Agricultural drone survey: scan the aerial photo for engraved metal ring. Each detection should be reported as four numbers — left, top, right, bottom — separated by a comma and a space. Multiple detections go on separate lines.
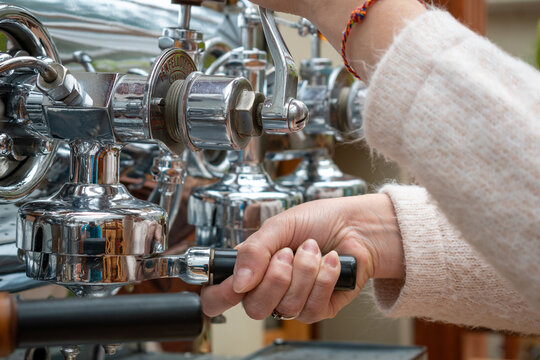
271, 309, 296, 321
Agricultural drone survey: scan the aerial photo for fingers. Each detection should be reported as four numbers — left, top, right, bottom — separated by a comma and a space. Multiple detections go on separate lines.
296, 251, 341, 323
232, 215, 296, 294
201, 276, 244, 317
232, 199, 347, 295
242, 248, 294, 320
274, 239, 321, 318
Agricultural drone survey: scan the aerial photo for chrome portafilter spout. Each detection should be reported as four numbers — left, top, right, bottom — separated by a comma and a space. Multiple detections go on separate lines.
17, 139, 168, 298
277, 135, 367, 201
188, 144, 303, 248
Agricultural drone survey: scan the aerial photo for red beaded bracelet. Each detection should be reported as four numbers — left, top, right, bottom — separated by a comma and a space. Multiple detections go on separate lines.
341, 0, 426, 80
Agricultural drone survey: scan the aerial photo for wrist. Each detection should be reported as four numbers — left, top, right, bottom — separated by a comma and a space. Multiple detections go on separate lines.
344, 194, 405, 280
344, 0, 426, 80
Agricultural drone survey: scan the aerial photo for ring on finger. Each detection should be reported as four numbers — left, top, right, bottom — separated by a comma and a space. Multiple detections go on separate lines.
271, 309, 296, 321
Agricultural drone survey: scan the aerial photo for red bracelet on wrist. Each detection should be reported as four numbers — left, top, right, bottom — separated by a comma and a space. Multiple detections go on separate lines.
341, 0, 426, 81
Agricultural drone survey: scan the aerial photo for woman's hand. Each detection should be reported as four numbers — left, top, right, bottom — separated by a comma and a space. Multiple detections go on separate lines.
201, 193, 404, 324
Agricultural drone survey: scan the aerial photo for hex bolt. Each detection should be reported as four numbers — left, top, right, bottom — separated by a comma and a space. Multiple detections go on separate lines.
103, 344, 121, 356
60, 345, 80, 360
0, 133, 13, 157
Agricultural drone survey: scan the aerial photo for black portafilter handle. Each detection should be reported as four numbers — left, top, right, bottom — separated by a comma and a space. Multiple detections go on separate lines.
16, 292, 203, 348
211, 249, 357, 291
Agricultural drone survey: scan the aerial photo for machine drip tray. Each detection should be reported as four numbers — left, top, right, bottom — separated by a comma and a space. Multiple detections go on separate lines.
7, 341, 426, 360
243, 341, 427, 360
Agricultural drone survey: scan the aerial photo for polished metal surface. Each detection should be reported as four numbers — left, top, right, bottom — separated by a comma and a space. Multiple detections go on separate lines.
113, 48, 197, 154
140, 247, 211, 284
258, 7, 308, 134
14, 0, 241, 62
225, 49, 266, 93
0, 56, 58, 83
300, 58, 332, 86
17, 140, 168, 293
36, 62, 93, 106
0, 243, 22, 274
188, 162, 302, 248
71, 51, 96, 73
328, 67, 367, 139
342, 79, 368, 139
41, 72, 119, 141
297, 81, 332, 135
268, 22, 367, 202
158, 3, 204, 62
277, 148, 366, 201
0, 4, 60, 60
146, 48, 197, 154
200, 38, 233, 72
169, 71, 264, 151
0, 272, 45, 293
245, 340, 427, 360
0, 204, 17, 245
222, 6, 267, 92
159, 28, 204, 62
151, 153, 185, 229
0, 4, 60, 201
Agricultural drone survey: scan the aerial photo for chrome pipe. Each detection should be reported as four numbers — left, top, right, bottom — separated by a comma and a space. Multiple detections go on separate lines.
178, 4, 191, 29
69, 141, 121, 185
0, 56, 58, 82
204, 49, 236, 75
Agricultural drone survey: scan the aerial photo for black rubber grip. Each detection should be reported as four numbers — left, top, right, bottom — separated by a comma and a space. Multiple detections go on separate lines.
211, 249, 239, 285
16, 293, 203, 347
211, 249, 357, 291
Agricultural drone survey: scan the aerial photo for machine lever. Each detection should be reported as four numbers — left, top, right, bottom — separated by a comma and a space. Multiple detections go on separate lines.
258, 7, 309, 133
141, 247, 357, 291
211, 248, 357, 291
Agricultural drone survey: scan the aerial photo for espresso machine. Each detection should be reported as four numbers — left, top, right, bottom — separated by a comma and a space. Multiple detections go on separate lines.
0, 2, 426, 359
0, 0, 305, 355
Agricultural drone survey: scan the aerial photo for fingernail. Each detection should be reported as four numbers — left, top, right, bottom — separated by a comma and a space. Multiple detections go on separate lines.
302, 239, 319, 255
233, 268, 253, 293
324, 251, 339, 268
277, 249, 293, 264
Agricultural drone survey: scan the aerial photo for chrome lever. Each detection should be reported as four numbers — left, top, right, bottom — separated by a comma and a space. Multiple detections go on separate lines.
258, 7, 309, 134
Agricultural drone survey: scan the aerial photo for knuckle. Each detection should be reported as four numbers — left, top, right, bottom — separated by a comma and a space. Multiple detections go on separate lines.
277, 300, 302, 317
240, 241, 260, 255
243, 300, 270, 320
295, 256, 320, 275
316, 273, 337, 289
266, 268, 292, 287
297, 307, 323, 324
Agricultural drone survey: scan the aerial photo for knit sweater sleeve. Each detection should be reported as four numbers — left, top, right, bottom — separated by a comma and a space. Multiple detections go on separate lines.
363, 10, 540, 313
373, 185, 540, 334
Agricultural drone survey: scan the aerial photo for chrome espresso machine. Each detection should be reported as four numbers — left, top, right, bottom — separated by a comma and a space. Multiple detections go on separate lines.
0, 1, 426, 359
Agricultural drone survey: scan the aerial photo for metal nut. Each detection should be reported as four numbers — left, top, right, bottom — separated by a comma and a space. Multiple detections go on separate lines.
232, 90, 265, 138
36, 63, 92, 106
0, 133, 13, 156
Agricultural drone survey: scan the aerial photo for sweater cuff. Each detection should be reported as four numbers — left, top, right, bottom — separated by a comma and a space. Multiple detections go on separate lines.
363, 10, 473, 164
373, 184, 451, 317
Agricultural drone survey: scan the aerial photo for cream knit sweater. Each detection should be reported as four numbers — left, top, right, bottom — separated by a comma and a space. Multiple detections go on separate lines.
363, 10, 540, 334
